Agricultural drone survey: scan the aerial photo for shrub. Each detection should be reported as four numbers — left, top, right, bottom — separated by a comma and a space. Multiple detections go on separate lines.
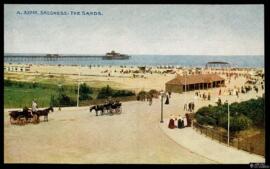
49, 95, 58, 107
195, 97, 264, 131
30, 82, 38, 88
137, 90, 147, 100
4, 79, 12, 86
230, 114, 252, 132
148, 89, 159, 98
97, 85, 135, 99
58, 94, 76, 106
53, 85, 77, 107
112, 90, 135, 97
195, 113, 217, 126
77, 83, 93, 100
18, 82, 24, 88
97, 85, 113, 99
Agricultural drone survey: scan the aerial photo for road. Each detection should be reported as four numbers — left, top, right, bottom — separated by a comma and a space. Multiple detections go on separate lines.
4, 99, 215, 164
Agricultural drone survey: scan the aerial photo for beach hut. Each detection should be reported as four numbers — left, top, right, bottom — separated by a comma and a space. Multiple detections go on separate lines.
165, 74, 225, 93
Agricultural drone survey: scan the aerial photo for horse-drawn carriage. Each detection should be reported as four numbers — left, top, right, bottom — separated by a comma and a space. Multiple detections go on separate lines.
90, 100, 122, 116
9, 106, 54, 125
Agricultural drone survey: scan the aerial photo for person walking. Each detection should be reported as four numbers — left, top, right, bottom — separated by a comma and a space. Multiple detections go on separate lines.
192, 102, 195, 112
149, 96, 152, 106
165, 94, 169, 105
184, 103, 187, 111
188, 102, 191, 112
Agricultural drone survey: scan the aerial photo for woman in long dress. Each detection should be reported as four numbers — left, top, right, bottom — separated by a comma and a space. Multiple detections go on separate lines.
183, 117, 188, 127
174, 117, 178, 128
165, 95, 169, 104
178, 115, 183, 128
168, 115, 175, 129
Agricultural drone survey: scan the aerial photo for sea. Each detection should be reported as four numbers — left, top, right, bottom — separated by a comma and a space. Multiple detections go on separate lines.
4, 54, 264, 68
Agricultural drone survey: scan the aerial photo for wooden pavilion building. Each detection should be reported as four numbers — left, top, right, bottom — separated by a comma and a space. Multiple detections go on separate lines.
165, 74, 225, 93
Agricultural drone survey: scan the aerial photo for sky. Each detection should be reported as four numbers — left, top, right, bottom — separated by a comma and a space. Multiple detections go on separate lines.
4, 4, 264, 55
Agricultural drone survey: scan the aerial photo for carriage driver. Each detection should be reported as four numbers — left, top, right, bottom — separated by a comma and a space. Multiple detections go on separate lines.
32, 100, 38, 115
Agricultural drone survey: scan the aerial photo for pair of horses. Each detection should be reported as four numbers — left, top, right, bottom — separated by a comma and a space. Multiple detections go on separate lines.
90, 101, 122, 116
9, 106, 54, 124
33, 106, 54, 122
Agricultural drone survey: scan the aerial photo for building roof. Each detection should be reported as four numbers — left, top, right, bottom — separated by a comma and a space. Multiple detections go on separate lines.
166, 74, 225, 85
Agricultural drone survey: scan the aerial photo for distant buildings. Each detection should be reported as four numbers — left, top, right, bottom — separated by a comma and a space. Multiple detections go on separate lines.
165, 74, 225, 93
4, 65, 31, 72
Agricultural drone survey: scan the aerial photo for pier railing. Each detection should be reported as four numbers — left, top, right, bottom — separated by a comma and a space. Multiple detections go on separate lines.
192, 121, 265, 157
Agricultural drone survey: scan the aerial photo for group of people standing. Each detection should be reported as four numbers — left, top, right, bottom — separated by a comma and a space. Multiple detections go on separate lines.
195, 91, 211, 101
168, 113, 192, 129
184, 102, 195, 112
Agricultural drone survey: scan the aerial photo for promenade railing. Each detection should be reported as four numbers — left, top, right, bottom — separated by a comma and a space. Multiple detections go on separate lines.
192, 121, 265, 157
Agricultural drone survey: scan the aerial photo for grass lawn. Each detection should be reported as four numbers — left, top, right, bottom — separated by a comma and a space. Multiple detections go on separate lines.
4, 77, 135, 108
4, 86, 58, 108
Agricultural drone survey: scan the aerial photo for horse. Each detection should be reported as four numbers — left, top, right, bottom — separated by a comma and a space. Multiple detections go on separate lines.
33, 106, 54, 122
90, 105, 105, 116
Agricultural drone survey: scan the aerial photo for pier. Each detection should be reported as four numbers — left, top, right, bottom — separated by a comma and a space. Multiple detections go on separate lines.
4, 54, 102, 62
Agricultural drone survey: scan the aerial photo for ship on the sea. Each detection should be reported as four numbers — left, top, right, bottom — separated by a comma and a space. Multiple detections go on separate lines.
102, 50, 131, 60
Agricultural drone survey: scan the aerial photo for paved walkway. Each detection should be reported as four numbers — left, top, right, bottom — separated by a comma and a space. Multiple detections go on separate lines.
159, 119, 265, 164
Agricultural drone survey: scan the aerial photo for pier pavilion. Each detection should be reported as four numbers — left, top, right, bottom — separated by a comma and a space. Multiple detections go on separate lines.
205, 61, 231, 69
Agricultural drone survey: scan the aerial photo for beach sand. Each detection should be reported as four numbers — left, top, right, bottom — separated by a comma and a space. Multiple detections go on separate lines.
4, 64, 263, 92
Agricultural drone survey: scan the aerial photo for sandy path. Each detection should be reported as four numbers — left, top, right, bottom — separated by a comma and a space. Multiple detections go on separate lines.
4, 98, 217, 164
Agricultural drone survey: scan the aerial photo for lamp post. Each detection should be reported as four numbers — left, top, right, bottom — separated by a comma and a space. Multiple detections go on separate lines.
160, 91, 166, 123
77, 80, 80, 107
58, 84, 62, 111
77, 66, 81, 107
226, 100, 230, 146
184, 71, 188, 112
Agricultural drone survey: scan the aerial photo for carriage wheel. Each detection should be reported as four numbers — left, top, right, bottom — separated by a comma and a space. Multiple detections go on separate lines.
32, 115, 40, 124
18, 115, 26, 125
36, 116, 40, 124
10, 116, 15, 125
